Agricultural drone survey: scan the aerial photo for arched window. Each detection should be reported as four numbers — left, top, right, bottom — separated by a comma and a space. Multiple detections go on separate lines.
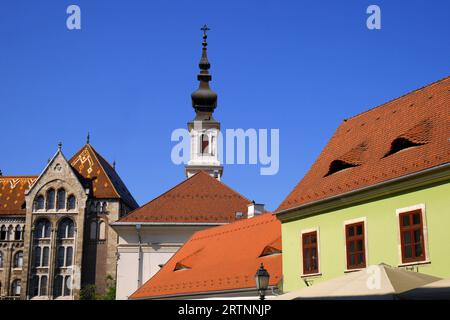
40, 276, 48, 296
35, 195, 45, 210
58, 218, 74, 239
201, 134, 209, 154
54, 275, 63, 297
102, 202, 107, 213
42, 247, 49, 267
7, 225, 13, 240
46, 188, 55, 209
0, 251, 3, 268
98, 221, 106, 240
57, 189, 66, 210
0, 225, 6, 240
67, 195, 76, 210
11, 279, 21, 296
34, 219, 51, 239
15, 225, 23, 240
34, 246, 41, 267
13, 251, 23, 268
66, 247, 73, 267
90, 221, 97, 240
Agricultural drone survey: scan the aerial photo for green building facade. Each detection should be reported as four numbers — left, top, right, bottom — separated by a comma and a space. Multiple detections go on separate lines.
276, 77, 450, 293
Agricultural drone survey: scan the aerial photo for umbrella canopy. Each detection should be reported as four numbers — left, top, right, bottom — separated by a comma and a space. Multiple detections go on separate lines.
398, 278, 450, 300
273, 264, 441, 300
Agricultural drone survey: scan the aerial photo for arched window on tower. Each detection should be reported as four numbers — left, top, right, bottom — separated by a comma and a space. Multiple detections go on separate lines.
67, 195, 76, 210
57, 189, 66, 210
201, 134, 209, 155
46, 188, 55, 210
98, 221, 106, 240
90, 221, 97, 240
35, 195, 45, 210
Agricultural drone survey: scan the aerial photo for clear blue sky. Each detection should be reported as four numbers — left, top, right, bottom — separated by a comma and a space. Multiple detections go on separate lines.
0, 0, 449, 210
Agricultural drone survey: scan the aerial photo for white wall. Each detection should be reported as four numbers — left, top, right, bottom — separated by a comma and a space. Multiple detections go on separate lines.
114, 224, 219, 300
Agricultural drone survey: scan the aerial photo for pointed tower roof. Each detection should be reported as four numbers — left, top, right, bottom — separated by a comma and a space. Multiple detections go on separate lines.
117, 171, 251, 223
69, 144, 139, 209
191, 24, 218, 112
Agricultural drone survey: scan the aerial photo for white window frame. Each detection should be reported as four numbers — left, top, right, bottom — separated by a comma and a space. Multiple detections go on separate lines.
300, 227, 322, 278
343, 217, 368, 273
396, 204, 430, 267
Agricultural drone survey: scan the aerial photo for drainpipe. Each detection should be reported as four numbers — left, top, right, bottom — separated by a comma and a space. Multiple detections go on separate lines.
135, 224, 143, 289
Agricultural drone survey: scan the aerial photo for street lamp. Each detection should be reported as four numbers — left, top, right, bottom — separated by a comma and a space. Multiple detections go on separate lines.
255, 263, 270, 300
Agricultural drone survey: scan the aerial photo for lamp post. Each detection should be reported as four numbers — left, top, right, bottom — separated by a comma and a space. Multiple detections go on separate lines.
255, 263, 270, 300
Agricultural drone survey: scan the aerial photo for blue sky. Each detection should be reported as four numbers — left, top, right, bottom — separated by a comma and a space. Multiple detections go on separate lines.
0, 0, 449, 210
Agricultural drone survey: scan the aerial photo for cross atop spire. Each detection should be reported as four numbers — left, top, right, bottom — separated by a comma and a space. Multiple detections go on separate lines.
201, 24, 210, 47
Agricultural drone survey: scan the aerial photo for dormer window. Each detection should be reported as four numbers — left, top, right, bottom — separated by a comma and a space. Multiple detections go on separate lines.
324, 160, 359, 177
383, 137, 423, 158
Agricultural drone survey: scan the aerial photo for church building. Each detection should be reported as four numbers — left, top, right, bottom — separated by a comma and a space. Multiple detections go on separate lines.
0, 141, 138, 300
112, 26, 266, 300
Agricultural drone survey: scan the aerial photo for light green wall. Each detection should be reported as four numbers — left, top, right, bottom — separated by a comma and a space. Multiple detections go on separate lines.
281, 180, 450, 292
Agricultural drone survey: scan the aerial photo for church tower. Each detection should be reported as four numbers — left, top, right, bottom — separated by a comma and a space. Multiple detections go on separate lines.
185, 25, 223, 180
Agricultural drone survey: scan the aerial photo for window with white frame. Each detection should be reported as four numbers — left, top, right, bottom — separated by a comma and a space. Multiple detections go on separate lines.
11, 279, 21, 296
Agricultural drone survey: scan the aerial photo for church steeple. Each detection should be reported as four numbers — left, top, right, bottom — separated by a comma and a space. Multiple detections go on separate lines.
191, 24, 218, 113
185, 25, 223, 180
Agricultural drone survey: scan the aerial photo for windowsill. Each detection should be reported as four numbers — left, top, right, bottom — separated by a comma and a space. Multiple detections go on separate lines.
344, 267, 366, 273
398, 260, 431, 268
12, 268, 23, 271
300, 272, 322, 278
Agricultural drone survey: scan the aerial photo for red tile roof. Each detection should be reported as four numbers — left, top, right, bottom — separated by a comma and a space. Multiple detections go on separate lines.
278, 76, 450, 212
69, 144, 138, 209
130, 213, 282, 299
118, 171, 252, 223
0, 176, 37, 215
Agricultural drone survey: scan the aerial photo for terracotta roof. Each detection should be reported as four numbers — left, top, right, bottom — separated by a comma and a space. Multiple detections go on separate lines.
0, 176, 37, 215
118, 171, 251, 223
278, 76, 450, 212
69, 144, 138, 209
130, 213, 282, 299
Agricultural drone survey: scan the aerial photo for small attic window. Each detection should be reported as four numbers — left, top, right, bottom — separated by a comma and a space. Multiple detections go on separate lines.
383, 137, 423, 158
259, 245, 282, 257
324, 160, 359, 177
173, 263, 191, 271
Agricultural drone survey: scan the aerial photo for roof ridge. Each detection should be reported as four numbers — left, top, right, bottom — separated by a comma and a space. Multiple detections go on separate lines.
345, 75, 450, 122
205, 171, 252, 203
191, 213, 275, 241
120, 172, 205, 219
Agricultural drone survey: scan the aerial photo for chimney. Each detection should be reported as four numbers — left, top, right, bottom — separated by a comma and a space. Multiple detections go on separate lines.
247, 201, 265, 218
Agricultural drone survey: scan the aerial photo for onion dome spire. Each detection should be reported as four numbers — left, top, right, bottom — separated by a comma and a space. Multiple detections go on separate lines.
191, 24, 218, 113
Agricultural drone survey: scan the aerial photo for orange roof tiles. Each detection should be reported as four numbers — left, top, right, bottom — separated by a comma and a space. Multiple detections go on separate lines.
118, 171, 252, 223
0, 176, 37, 215
130, 213, 282, 299
277, 76, 450, 212
70, 144, 138, 209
